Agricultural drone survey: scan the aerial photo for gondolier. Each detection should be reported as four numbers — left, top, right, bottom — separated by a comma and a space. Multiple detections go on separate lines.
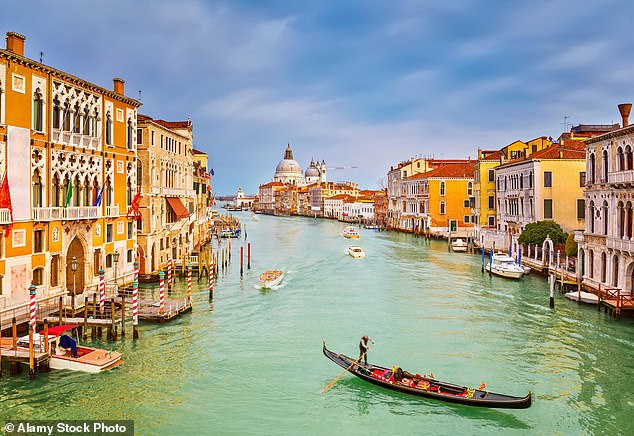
359, 335, 374, 364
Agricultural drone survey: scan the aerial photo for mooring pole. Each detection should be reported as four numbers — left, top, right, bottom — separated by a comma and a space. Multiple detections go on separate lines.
549, 274, 555, 309
240, 246, 244, 276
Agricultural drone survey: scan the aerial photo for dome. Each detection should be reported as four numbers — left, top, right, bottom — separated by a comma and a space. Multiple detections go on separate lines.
305, 166, 320, 177
276, 159, 302, 174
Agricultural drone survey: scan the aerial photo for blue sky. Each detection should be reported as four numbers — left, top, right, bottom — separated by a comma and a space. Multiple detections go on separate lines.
2, 0, 633, 195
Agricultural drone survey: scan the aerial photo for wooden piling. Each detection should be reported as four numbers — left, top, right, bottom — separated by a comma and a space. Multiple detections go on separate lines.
248, 243, 251, 269
28, 329, 35, 379
12, 317, 17, 350
83, 296, 88, 339
0, 318, 3, 378
110, 300, 117, 341
549, 275, 555, 309
121, 295, 126, 337
240, 246, 244, 276
58, 296, 63, 325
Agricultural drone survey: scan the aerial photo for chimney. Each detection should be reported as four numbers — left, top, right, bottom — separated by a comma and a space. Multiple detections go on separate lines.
618, 103, 632, 127
6, 32, 25, 56
113, 78, 125, 95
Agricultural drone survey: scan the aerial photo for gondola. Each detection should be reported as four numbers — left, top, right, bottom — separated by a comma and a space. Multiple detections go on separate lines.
323, 342, 531, 409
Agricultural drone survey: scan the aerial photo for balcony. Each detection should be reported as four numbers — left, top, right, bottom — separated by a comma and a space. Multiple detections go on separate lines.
62, 206, 99, 220
52, 128, 100, 150
32, 207, 62, 221
106, 205, 119, 217
0, 208, 11, 224
606, 236, 634, 253
608, 170, 634, 187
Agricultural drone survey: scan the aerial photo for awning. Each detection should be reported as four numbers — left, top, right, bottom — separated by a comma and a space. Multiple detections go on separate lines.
167, 197, 190, 219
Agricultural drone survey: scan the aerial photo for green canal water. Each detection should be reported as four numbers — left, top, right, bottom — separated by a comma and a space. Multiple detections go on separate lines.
2, 213, 634, 435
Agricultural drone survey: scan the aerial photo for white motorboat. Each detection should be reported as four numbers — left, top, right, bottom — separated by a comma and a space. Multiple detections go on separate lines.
347, 245, 365, 258
343, 226, 360, 239
259, 270, 284, 289
565, 291, 599, 305
451, 239, 468, 252
9, 325, 123, 373
485, 252, 525, 279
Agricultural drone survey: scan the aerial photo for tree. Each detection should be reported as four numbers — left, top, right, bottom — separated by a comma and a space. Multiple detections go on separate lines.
565, 233, 578, 257
518, 221, 567, 247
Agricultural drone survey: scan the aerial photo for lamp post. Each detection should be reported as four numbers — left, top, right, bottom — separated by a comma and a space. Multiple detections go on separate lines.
113, 250, 120, 289
70, 256, 78, 311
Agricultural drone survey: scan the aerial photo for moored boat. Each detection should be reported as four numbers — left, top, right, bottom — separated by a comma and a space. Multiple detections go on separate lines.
565, 290, 599, 305
322, 342, 531, 409
343, 226, 359, 238
451, 239, 468, 252
485, 252, 525, 279
259, 270, 284, 288
347, 245, 365, 258
7, 325, 123, 373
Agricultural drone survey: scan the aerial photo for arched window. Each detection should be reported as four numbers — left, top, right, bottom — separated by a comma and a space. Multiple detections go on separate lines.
504, 177, 507, 190
127, 118, 133, 149
439, 182, 445, 196
52, 98, 60, 129
589, 201, 595, 233
627, 201, 633, 239
601, 252, 607, 283
603, 200, 609, 235
73, 103, 81, 133
33, 90, 44, 131
617, 147, 625, 171
52, 174, 61, 207
520, 174, 523, 189
33, 267, 44, 286
127, 249, 134, 263
589, 153, 596, 184
626, 145, 633, 171
439, 201, 446, 215
105, 112, 112, 146
106, 253, 113, 268
92, 109, 99, 138
588, 250, 594, 278
618, 201, 625, 238
612, 255, 619, 287
137, 159, 143, 186
63, 101, 71, 131
32, 170, 43, 208
83, 107, 90, 135
105, 177, 113, 206
601, 150, 608, 182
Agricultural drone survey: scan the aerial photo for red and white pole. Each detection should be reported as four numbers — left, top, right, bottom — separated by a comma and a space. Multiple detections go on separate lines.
99, 269, 105, 314
187, 262, 192, 304
133, 261, 139, 339
159, 271, 165, 314
209, 261, 214, 300
167, 257, 173, 287
29, 283, 36, 330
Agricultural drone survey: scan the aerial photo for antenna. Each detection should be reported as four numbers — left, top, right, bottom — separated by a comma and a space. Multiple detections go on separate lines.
39, 51, 43, 63
138, 90, 142, 101
561, 116, 571, 131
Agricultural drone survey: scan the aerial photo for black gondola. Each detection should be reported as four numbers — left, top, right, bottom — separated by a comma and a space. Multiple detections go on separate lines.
323, 342, 531, 409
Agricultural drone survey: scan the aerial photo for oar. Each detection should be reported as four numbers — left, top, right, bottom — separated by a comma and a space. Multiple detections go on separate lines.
321, 342, 374, 393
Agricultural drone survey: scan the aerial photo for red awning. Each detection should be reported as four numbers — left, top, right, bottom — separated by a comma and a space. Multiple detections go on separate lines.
166, 197, 190, 219
46, 325, 77, 337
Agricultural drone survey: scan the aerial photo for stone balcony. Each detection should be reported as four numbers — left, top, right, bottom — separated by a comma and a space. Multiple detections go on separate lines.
52, 128, 100, 150
608, 170, 634, 187
32, 206, 100, 221
606, 236, 634, 253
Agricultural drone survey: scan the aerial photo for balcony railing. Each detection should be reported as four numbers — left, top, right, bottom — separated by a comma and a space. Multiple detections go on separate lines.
608, 170, 634, 186
606, 236, 634, 252
0, 208, 11, 224
106, 205, 119, 217
52, 128, 100, 150
33, 207, 62, 221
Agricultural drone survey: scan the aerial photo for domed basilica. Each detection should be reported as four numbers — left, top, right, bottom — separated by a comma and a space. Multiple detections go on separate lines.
273, 144, 326, 186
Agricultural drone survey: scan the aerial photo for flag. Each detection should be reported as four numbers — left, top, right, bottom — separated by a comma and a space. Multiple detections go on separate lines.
94, 183, 106, 207
65, 178, 73, 207
0, 173, 14, 237
210, 168, 215, 176
126, 184, 142, 221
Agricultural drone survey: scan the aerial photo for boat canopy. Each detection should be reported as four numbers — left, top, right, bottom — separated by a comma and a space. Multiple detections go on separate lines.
47, 325, 77, 336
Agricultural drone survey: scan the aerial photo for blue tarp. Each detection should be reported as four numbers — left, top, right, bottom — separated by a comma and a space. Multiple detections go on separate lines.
58, 335, 78, 358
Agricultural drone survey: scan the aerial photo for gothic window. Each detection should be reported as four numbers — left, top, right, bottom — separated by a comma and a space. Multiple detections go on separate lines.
588, 250, 594, 278
73, 103, 81, 133
52, 174, 61, 207
617, 147, 625, 171
83, 107, 90, 135
52, 98, 60, 129
32, 170, 43, 208
589, 153, 596, 184
63, 101, 71, 131
588, 201, 595, 233
33, 90, 44, 131
601, 252, 607, 283
626, 145, 633, 171
439, 182, 445, 196
92, 109, 99, 138
601, 150, 608, 182
105, 177, 113, 206
127, 118, 133, 149
105, 112, 112, 146
602, 200, 609, 235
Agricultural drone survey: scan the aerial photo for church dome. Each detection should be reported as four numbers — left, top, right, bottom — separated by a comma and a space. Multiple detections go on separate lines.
305, 166, 320, 177
274, 144, 303, 184
276, 159, 302, 174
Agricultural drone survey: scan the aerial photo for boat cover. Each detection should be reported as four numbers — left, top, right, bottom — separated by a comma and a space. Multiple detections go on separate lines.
47, 325, 77, 336
59, 335, 78, 358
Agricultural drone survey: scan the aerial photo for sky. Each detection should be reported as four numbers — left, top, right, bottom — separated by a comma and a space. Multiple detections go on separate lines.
2, 0, 633, 195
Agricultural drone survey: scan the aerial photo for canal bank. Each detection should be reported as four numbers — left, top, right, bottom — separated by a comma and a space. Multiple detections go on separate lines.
1, 211, 633, 435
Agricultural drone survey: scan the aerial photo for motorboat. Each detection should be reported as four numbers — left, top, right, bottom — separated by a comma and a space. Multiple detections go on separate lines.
259, 270, 284, 289
7, 325, 123, 373
347, 245, 366, 258
343, 226, 360, 239
364, 225, 380, 230
451, 239, 468, 252
485, 252, 524, 279
565, 291, 599, 305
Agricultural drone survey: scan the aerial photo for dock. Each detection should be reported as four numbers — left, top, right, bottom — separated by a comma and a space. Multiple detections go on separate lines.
137, 298, 192, 323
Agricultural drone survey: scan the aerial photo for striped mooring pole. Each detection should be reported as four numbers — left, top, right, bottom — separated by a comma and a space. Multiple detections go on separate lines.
132, 261, 139, 339
29, 283, 36, 331
99, 269, 105, 314
187, 262, 192, 305
209, 261, 215, 300
29, 283, 36, 379
167, 257, 173, 287
159, 271, 165, 315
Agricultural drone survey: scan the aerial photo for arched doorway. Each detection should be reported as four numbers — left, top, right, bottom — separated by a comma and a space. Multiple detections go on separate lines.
627, 262, 634, 293
66, 237, 85, 295
138, 245, 146, 274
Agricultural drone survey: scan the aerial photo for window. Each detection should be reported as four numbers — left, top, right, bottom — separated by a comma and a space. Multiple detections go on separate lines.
106, 223, 113, 242
544, 172, 552, 188
33, 90, 44, 131
440, 182, 445, 196
439, 201, 446, 214
488, 195, 495, 210
488, 169, 495, 182
464, 215, 470, 223
601, 150, 608, 182
544, 199, 553, 219
33, 229, 44, 253
127, 249, 134, 263
105, 112, 112, 146
467, 182, 473, 196
580, 172, 586, 187
151, 131, 155, 146
32, 171, 43, 208
50, 255, 59, 287
137, 128, 143, 145
127, 118, 134, 149
127, 222, 133, 239
63, 102, 71, 130
106, 253, 113, 268
73, 103, 81, 133
589, 153, 596, 184
463, 200, 470, 208
92, 110, 99, 137
488, 215, 495, 226
33, 267, 44, 286
94, 249, 102, 276
577, 199, 585, 220
52, 98, 60, 129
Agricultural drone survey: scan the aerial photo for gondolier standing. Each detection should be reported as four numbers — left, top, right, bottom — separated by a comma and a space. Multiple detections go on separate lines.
359, 335, 374, 364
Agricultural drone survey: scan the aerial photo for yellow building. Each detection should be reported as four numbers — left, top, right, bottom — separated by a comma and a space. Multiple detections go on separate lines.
0, 32, 141, 312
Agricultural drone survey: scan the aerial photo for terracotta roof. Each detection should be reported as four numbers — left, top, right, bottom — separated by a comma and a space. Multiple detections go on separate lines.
259, 181, 285, 188
407, 162, 476, 179
327, 194, 355, 200
138, 114, 192, 130
192, 149, 207, 155
529, 143, 585, 160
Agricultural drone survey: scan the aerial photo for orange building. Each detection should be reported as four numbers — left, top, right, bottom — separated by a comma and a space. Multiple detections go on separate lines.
0, 32, 141, 313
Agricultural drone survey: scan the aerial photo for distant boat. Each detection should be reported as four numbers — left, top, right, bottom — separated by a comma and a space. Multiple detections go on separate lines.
485, 252, 524, 279
364, 225, 380, 230
565, 291, 599, 305
343, 226, 360, 239
347, 245, 365, 258
259, 270, 284, 289
451, 239, 468, 252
